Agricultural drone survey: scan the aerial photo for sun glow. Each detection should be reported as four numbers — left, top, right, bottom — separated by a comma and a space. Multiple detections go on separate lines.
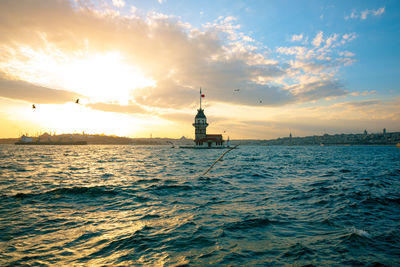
0, 45, 168, 137
59, 52, 156, 104
11, 102, 149, 137
1, 47, 156, 104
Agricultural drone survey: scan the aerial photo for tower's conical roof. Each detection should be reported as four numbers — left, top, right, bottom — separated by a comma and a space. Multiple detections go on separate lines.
195, 108, 206, 119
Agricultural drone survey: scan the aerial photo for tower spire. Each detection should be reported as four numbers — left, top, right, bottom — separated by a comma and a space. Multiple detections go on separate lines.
199, 87, 205, 110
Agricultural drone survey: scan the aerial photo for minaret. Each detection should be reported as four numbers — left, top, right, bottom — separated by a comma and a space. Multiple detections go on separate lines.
193, 88, 208, 142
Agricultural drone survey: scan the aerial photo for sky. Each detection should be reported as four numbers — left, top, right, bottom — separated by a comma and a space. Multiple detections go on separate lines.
0, 0, 399, 139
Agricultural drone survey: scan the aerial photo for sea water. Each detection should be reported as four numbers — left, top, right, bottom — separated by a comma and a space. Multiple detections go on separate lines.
0, 145, 399, 266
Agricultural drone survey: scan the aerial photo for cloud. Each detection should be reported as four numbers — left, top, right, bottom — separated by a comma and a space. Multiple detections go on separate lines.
360, 10, 369, 20
325, 33, 338, 48
0, 74, 83, 104
341, 33, 357, 44
229, 97, 400, 138
276, 46, 306, 57
219, 106, 399, 139
86, 102, 146, 114
112, 0, 125, 8
338, 51, 355, 57
342, 99, 380, 107
349, 90, 376, 96
0, 0, 356, 114
291, 34, 303, 42
158, 112, 194, 122
290, 80, 347, 102
345, 7, 385, 20
373, 7, 385, 16
276, 30, 357, 99
312, 31, 323, 47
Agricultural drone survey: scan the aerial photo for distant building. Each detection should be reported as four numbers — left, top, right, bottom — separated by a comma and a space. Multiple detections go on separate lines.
193, 89, 224, 148
40, 132, 51, 142
20, 135, 33, 143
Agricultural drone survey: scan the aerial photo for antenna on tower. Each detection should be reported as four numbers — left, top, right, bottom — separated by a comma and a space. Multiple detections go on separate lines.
199, 87, 205, 110
200, 87, 202, 110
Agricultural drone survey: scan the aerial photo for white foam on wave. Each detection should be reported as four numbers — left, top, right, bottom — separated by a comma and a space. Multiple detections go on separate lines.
350, 227, 371, 238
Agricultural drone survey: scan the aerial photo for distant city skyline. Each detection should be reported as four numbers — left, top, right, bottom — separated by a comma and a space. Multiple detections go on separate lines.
0, 0, 399, 139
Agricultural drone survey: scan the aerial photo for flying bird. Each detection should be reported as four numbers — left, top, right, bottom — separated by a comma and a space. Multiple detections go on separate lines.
259, 100, 263, 103
32, 104, 36, 109
75, 99, 79, 104
234, 89, 240, 92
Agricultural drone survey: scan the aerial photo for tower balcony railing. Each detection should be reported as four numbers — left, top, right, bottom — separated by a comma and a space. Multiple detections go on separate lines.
193, 122, 209, 127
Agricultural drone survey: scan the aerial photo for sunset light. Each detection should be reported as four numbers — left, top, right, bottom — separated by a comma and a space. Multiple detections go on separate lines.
56, 52, 156, 103
14, 103, 142, 136
1, 1, 400, 266
0, 0, 398, 139
2, 49, 155, 104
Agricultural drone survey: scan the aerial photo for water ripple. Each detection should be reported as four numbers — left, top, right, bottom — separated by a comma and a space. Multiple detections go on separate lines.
0, 144, 399, 265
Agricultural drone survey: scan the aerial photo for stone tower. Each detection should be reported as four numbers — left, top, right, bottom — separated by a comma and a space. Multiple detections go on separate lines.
193, 89, 208, 141
193, 108, 208, 141
190, 89, 224, 148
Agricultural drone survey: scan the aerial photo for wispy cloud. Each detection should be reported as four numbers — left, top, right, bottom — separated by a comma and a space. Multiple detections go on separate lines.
130, 5, 137, 14
312, 31, 323, 47
349, 90, 376, 96
341, 33, 357, 44
0, 74, 83, 104
291, 34, 303, 42
342, 99, 380, 107
372, 7, 385, 16
275, 29, 357, 102
112, 0, 125, 8
345, 7, 385, 20
338, 51, 355, 57
86, 102, 146, 114
213, 97, 400, 138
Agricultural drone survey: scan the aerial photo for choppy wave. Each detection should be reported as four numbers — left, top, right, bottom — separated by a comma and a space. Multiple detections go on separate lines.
1, 145, 399, 266
13, 186, 120, 200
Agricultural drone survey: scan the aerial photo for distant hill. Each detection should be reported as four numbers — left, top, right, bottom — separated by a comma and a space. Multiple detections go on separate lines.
231, 131, 400, 146
2, 131, 399, 145
0, 138, 19, 144
0, 133, 194, 145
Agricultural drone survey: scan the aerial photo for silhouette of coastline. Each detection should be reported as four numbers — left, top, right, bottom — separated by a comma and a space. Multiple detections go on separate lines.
1, 131, 399, 146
